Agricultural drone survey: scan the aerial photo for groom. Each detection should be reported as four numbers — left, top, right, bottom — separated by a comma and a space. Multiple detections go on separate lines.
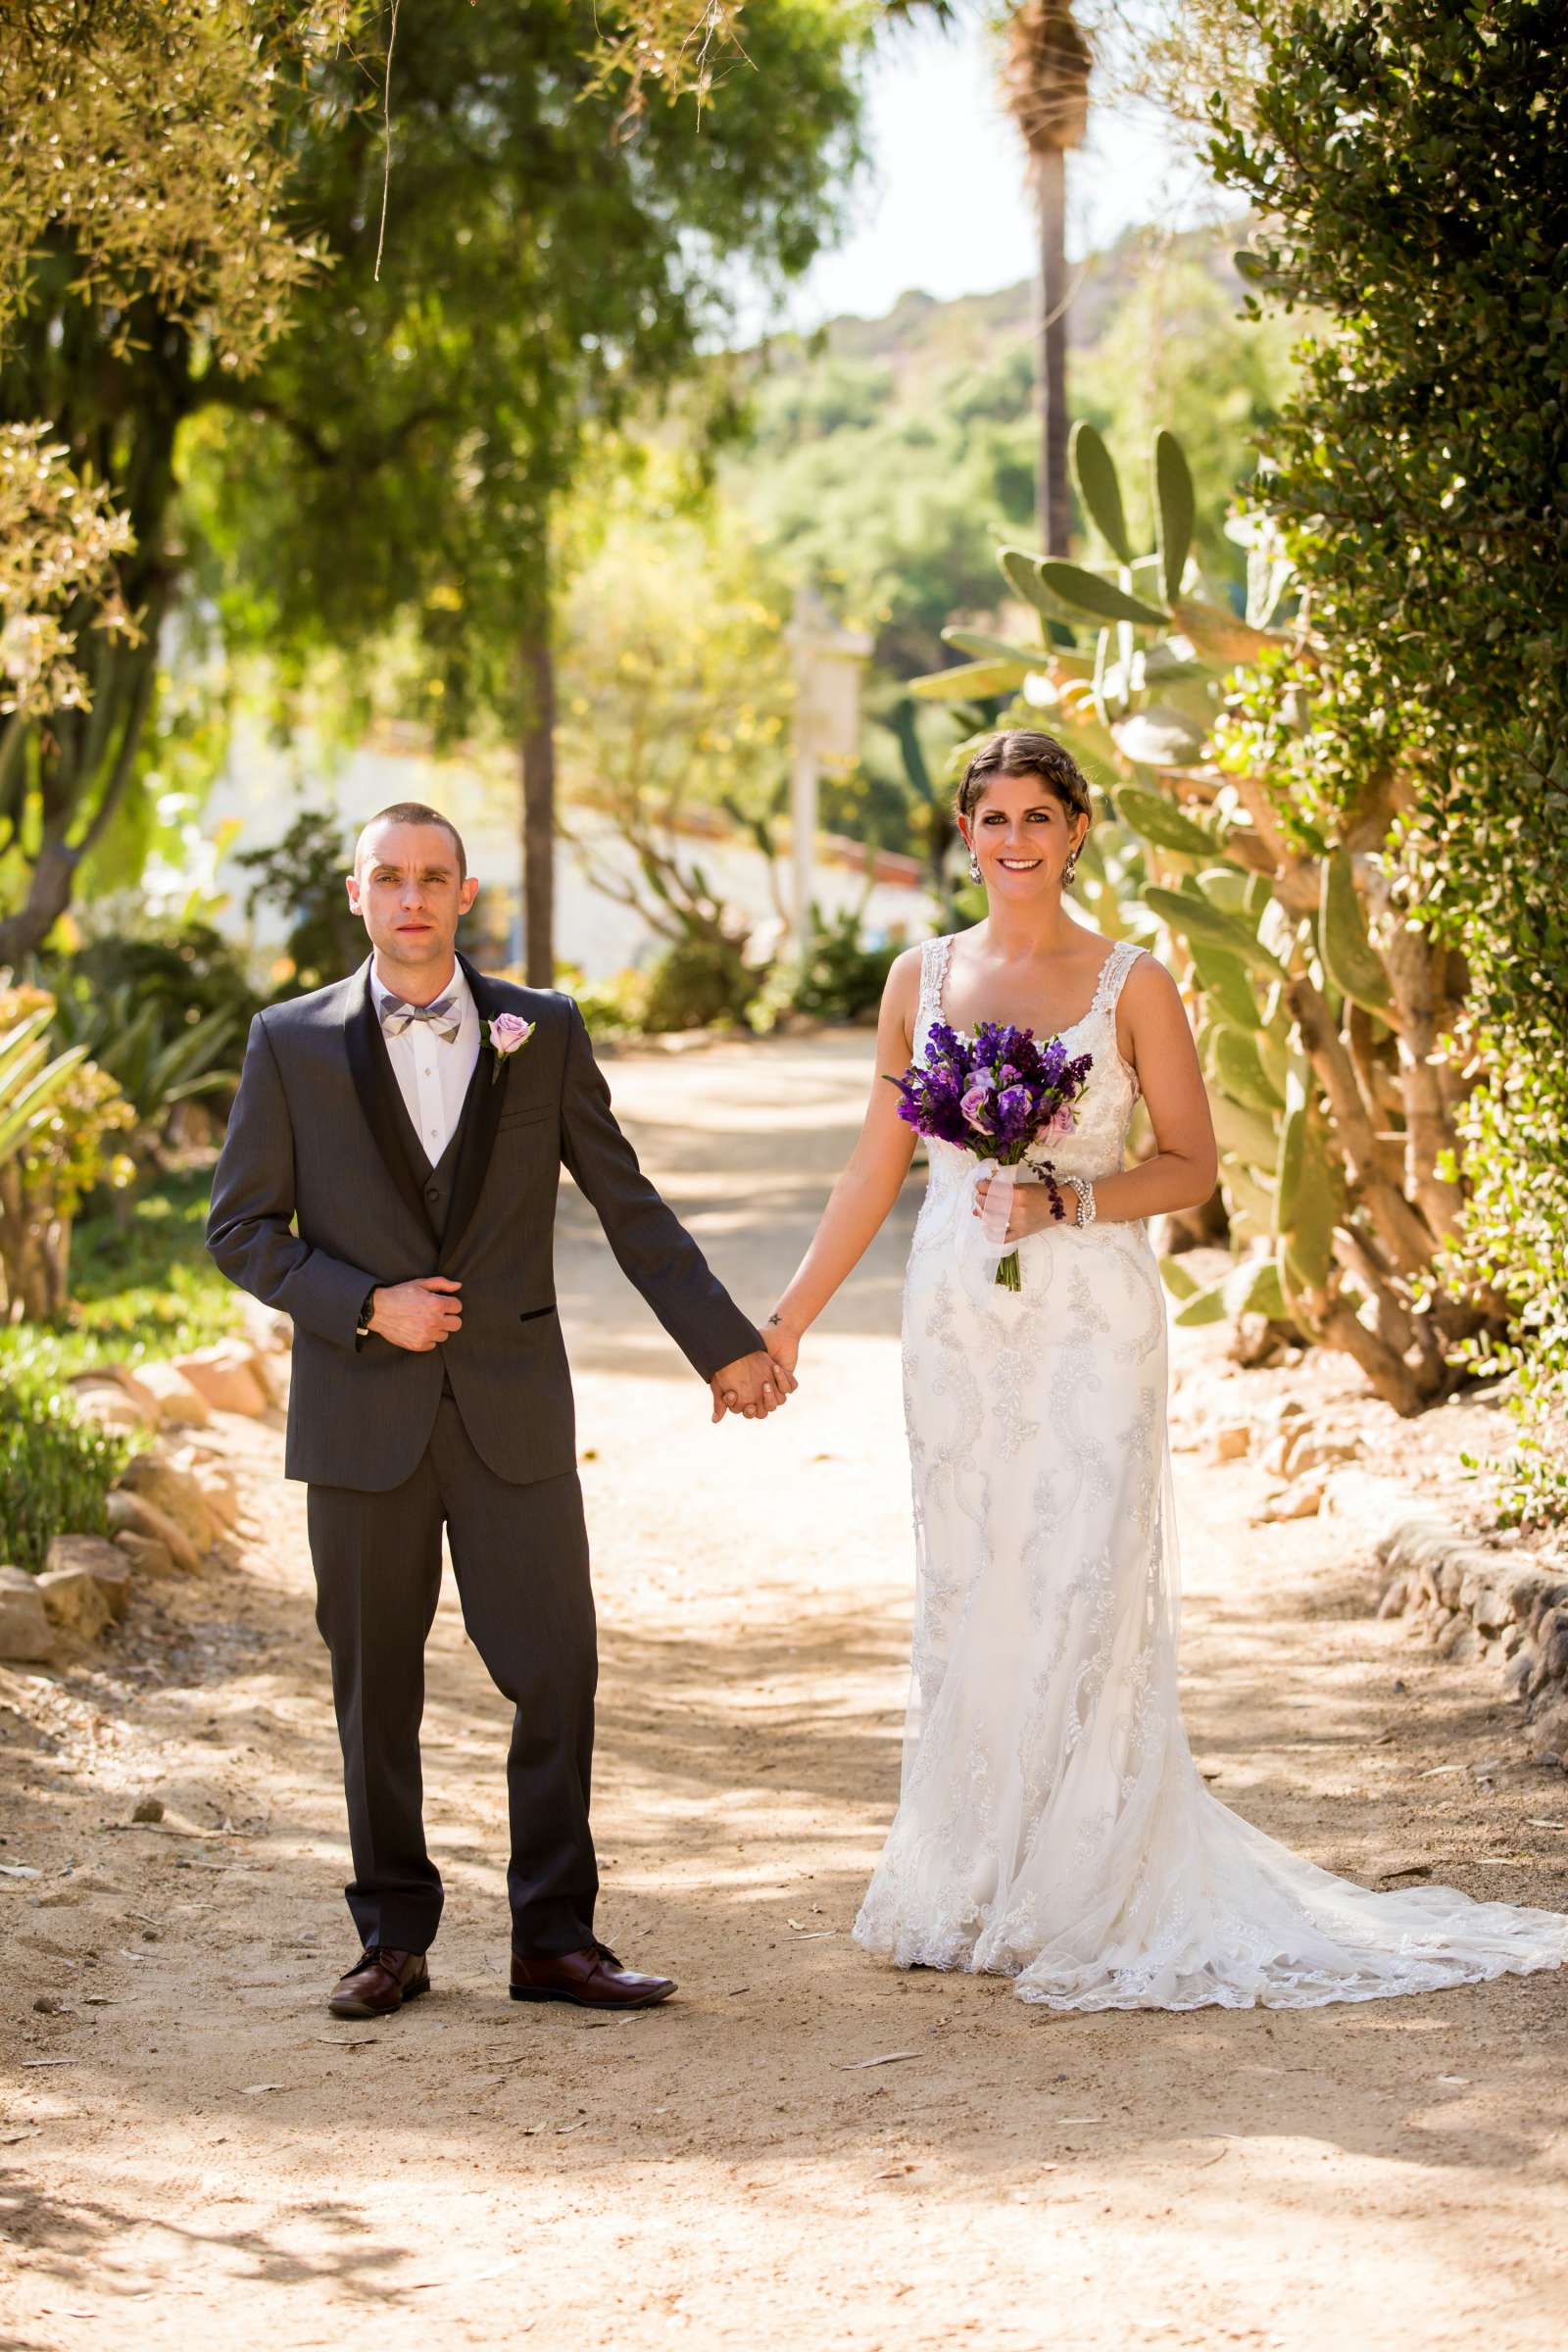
207, 802, 787, 2020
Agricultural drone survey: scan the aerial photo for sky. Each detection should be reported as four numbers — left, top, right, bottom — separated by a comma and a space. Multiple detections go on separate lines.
744, 8, 1235, 339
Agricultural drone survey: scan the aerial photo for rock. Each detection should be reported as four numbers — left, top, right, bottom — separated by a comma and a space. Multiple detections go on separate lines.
43, 1534, 132, 1622
1377, 1574, 1410, 1620
36, 1564, 113, 1641
113, 1530, 175, 1580
1265, 1478, 1326, 1522
1435, 1615, 1480, 1663
131, 1795, 165, 1824
181, 1458, 239, 1531
33, 1993, 65, 2014
1502, 1646, 1536, 1700
1525, 1700, 1568, 1768
1230, 1313, 1291, 1369
172, 1341, 269, 1418
131, 1361, 212, 1427
1261, 1430, 1298, 1479
239, 1295, 292, 1357
1508, 1570, 1558, 1629
1262, 1396, 1309, 1427
66, 1381, 146, 1435
1538, 1626, 1568, 1689
1289, 1435, 1363, 1475
0, 1566, 55, 1662
107, 1487, 200, 1574
1210, 1422, 1250, 1463
115, 1455, 217, 1553
67, 1363, 165, 1430
1470, 1585, 1514, 1636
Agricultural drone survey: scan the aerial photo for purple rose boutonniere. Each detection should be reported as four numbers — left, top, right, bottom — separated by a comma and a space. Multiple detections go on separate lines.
486, 1011, 535, 1084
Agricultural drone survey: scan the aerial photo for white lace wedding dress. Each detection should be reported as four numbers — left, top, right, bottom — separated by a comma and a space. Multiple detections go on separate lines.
853, 933, 1568, 2011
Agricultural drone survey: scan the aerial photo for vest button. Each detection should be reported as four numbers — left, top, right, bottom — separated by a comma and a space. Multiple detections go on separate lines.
426, 1184, 440, 1200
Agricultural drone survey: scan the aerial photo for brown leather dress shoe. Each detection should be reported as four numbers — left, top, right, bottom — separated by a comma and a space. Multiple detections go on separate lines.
328, 1946, 430, 2019
510, 1940, 675, 2010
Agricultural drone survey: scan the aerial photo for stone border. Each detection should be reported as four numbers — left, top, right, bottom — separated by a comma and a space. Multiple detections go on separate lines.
1372, 1505, 1568, 1767
0, 1299, 289, 1668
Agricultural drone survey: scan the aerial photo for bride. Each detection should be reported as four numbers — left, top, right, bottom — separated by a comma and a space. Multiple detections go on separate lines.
762, 727, 1568, 2012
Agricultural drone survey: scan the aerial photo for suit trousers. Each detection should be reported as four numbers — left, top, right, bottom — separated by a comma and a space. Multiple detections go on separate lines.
306, 1396, 598, 1956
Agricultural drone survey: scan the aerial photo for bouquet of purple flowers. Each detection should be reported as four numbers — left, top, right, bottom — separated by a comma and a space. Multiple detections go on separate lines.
890, 1019, 1095, 1289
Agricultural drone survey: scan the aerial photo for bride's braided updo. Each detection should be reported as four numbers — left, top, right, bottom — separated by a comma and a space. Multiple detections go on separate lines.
956, 729, 1093, 833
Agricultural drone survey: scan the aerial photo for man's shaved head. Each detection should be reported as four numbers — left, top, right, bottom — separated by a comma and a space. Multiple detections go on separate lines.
354, 802, 466, 878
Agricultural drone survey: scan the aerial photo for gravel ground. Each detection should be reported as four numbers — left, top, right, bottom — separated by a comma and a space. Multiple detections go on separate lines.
3, 1030, 1567, 2352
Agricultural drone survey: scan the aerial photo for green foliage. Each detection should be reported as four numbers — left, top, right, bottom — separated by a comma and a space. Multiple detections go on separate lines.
0, 998, 87, 1169
565, 966, 653, 1044
642, 936, 761, 1035
233, 806, 362, 995
61, 919, 262, 1032
0, 1373, 127, 1576
184, 4, 873, 748
0, 979, 136, 1321
1210, 0, 1568, 1506
47, 981, 239, 1142
728, 229, 1298, 684
749, 902, 905, 1031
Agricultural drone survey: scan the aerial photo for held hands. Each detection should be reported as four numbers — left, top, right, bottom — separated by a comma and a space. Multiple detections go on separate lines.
368, 1276, 463, 1351
710, 1347, 798, 1424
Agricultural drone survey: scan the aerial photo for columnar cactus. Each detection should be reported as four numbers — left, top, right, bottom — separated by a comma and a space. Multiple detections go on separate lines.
910, 423, 1494, 1415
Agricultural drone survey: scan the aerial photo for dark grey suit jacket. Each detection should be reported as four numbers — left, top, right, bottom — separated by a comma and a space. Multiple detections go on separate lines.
206, 954, 760, 1491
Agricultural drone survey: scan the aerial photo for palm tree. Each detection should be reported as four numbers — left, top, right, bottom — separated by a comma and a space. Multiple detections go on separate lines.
1000, 2, 1092, 556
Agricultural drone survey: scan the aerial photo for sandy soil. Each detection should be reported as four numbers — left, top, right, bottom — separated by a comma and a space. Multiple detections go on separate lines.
4, 1030, 1567, 2352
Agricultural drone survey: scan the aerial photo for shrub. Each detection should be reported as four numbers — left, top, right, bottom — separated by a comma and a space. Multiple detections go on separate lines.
0, 1371, 127, 1576
0, 983, 135, 1322
641, 934, 760, 1034
750, 904, 906, 1032
565, 965, 653, 1042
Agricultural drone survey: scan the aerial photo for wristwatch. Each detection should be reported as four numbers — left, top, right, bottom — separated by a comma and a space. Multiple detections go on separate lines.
354, 1286, 378, 1350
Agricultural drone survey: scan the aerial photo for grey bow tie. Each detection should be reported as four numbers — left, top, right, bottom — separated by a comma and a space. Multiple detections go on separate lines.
380, 992, 461, 1042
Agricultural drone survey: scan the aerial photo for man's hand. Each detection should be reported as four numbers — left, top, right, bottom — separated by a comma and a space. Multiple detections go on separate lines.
710, 1348, 797, 1424
368, 1276, 463, 1352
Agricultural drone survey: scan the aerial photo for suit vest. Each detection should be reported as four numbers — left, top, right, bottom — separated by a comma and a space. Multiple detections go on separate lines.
379, 1038, 481, 1390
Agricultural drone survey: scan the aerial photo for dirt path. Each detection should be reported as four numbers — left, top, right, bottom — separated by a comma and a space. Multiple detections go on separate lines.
4, 1031, 1568, 2352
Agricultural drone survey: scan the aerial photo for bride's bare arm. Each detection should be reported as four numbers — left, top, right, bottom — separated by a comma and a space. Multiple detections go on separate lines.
763, 949, 922, 1366
981, 956, 1218, 1236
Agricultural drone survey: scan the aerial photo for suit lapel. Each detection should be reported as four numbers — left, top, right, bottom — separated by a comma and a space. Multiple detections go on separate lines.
342, 960, 439, 1237
439, 954, 507, 1268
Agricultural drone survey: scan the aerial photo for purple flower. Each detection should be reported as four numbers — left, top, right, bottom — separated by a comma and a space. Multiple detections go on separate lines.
885, 1009, 1095, 1176
486, 1010, 535, 1084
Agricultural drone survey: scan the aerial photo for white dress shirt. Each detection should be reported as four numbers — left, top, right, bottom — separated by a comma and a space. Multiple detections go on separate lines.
371, 958, 480, 1166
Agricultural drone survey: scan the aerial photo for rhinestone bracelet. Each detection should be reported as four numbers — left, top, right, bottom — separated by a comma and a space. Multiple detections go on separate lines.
1066, 1175, 1096, 1229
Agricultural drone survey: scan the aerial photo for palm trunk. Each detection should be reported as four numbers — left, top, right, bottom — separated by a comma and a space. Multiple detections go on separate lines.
1037, 143, 1071, 556
518, 549, 557, 988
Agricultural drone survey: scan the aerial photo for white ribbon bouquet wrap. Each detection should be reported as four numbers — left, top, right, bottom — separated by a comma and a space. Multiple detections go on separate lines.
956, 1158, 1022, 1301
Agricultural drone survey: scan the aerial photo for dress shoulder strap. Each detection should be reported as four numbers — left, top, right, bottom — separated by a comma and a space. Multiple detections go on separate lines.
1091, 938, 1146, 1020
916, 935, 953, 1032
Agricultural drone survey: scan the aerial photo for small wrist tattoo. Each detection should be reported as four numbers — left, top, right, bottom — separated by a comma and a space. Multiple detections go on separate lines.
766, 1312, 783, 1328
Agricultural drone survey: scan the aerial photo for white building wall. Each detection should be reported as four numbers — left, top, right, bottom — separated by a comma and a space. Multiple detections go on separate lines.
204, 725, 931, 981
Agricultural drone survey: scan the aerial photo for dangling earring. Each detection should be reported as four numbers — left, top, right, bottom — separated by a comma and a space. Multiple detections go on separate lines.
1063, 852, 1078, 886
968, 849, 982, 884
